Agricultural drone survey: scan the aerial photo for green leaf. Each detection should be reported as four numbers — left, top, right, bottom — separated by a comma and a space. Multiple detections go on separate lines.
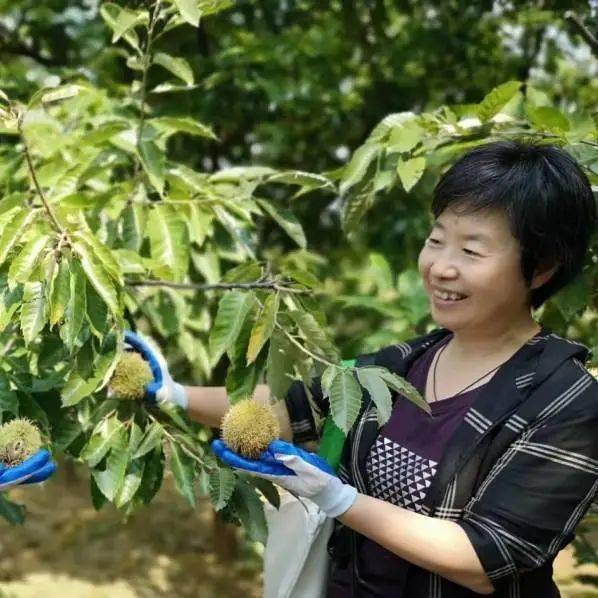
356, 367, 392, 426
132, 422, 164, 459
60, 261, 87, 352
246, 293, 279, 364
0, 286, 21, 333
115, 459, 145, 508
209, 466, 236, 511
256, 198, 306, 248
20, 281, 46, 345
0, 193, 26, 217
266, 171, 335, 194
266, 330, 295, 400
387, 120, 424, 153
477, 81, 521, 122
138, 139, 165, 195
342, 190, 374, 234
339, 144, 379, 195
209, 291, 255, 364
0, 494, 26, 525
375, 368, 430, 414
60, 373, 98, 407
73, 241, 119, 316
8, 233, 51, 284
136, 448, 165, 505
100, 3, 142, 53
231, 479, 268, 544
526, 106, 570, 133
106, 5, 148, 42
0, 208, 36, 267
248, 477, 280, 510
397, 156, 426, 192
153, 52, 194, 86
40, 84, 84, 105
150, 116, 216, 140
169, 440, 196, 507
92, 424, 129, 502
75, 230, 123, 286
174, 0, 201, 26
329, 369, 362, 434
122, 200, 146, 252
147, 204, 189, 280
81, 417, 124, 467
289, 310, 338, 360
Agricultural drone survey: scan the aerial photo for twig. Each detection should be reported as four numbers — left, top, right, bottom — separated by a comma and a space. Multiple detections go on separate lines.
564, 11, 598, 57
126, 278, 310, 294
18, 115, 68, 236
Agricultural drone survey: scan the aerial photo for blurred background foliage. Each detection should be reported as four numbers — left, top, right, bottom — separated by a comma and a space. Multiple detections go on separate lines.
0, 0, 596, 594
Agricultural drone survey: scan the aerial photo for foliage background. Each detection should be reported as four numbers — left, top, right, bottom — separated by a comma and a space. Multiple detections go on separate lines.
0, 0, 596, 594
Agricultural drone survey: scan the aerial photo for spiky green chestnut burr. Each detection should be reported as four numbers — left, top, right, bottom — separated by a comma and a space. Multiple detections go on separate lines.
109, 352, 154, 401
221, 399, 280, 459
0, 418, 43, 467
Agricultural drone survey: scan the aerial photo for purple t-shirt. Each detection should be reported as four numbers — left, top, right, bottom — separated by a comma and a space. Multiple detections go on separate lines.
329, 334, 487, 596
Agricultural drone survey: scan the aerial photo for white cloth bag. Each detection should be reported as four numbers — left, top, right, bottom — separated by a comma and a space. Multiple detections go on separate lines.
263, 489, 334, 598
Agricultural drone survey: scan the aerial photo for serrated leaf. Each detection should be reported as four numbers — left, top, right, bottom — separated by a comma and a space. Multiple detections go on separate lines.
81, 417, 123, 467
60, 373, 98, 407
526, 105, 570, 133
115, 459, 145, 508
92, 424, 129, 501
266, 330, 295, 400
339, 143, 379, 195
248, 477, 280, 509
232, 479, 268, 544
40, 84, 83, 105
100, 3, 142, 53
320, 365, 338, 398
147, 204, 189, 280
209, 467, 236, 511
342, 190, 374, 233
329, 369, 362, 433
150, 116, 216, 140
289, 310, 338, 361
174, 0, 201, 26
478, 81, 521, 122
387, 120, 424, 153
138, 139, 165, 195
0, 209, 36, 267
0, 494, 26, 525
356, 368, 392, 426
169, 440, 196, 507
8, 233, 51, 284
375, 368, 430, 414
136, 448, 165, 505
209, 291, 255, 365
266, 170, 335, 194
246, 293, 279, 364
0, 193, 26, 217
397, 156, 426, 192
73, 241, 119, 315
20, 281, 46, 345
256, 198, 306, 248
153, 52, 194, 86
75, 230, 123, 286
60, 261, 86, 352
122, 200, 146, 252
132, 422, 163, 459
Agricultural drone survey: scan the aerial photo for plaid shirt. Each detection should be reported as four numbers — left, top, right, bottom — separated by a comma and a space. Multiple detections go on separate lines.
284, 326, 598, 597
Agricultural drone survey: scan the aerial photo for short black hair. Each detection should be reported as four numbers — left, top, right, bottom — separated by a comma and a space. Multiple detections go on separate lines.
431, 139, 596, 310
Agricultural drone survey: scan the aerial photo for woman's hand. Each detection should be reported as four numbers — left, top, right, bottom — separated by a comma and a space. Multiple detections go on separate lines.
211, 438, 357, 518
123, 330, 188, 409
0, 449, 56, 491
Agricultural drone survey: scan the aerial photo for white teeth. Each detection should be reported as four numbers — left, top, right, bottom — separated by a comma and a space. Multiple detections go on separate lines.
433, 290, 466, 301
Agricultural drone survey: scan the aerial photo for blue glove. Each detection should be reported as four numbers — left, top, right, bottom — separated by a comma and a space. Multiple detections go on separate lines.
123, 330, 188, 409
211, 439, 357, 518
0, 449, 57, 491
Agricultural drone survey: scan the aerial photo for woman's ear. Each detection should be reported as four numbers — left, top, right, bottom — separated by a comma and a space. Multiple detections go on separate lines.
530, 263, 559, 290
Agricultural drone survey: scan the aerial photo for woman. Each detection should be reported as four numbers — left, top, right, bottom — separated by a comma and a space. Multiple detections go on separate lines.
127, 140, 598, 597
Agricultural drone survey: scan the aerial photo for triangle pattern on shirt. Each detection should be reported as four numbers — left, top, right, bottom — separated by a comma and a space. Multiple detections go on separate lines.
365, 436, 438, 513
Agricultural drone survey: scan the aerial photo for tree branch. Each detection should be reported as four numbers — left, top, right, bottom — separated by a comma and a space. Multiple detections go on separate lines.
125, 278, 310, 294
564, 11, 598, 57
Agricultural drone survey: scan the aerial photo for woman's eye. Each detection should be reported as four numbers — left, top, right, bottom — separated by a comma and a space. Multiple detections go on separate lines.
426, 238, 441, 245
463, 248, 480, 256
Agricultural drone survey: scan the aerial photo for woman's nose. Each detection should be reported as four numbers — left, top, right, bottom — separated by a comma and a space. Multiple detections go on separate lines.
429, 254, 459, 279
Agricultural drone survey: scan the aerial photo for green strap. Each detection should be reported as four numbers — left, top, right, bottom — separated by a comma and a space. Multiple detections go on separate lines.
317, 358, 356, 472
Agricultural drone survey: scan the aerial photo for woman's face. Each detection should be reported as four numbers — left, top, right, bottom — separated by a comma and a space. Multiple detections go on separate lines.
417, 207, 534, 335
